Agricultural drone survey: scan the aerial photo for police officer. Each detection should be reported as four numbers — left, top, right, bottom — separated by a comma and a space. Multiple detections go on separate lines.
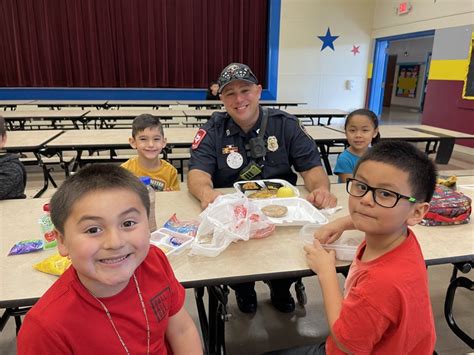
188, 63, 337, 313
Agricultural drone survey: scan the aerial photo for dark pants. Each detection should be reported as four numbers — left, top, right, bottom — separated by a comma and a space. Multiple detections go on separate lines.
231, 277, 297, 299
264, 342, 326, 355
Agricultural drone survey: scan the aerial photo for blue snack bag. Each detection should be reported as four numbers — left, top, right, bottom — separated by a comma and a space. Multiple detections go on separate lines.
163, 213, 199, 237
8, 240, 44, 256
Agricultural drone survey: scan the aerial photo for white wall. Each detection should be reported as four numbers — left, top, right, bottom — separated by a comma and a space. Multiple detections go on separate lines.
372, 0, 474, 37
277, 0, 375, 110
388, 37, 434, 108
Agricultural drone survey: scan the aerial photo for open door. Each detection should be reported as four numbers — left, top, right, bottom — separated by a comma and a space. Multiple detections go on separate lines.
383, 55, 397, 107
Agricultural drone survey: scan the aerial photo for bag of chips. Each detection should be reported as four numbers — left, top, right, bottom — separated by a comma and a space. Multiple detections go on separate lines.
8, 240, 44, 255
421, 185, 471, 226
34, 253, 72, 276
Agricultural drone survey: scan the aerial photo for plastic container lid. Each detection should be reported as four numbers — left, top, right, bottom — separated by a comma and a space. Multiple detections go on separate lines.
299, 224, 360, 261
139, 176, 151, 185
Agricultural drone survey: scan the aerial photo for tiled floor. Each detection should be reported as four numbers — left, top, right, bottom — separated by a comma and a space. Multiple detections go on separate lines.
1, 105, 473, 354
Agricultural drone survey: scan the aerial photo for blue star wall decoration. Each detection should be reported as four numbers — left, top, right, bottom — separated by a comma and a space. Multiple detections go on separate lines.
317, 27, 339, 51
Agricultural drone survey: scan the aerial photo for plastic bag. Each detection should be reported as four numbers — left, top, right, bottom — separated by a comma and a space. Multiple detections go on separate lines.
34, 253, 72, 276
189, 193, 275, 257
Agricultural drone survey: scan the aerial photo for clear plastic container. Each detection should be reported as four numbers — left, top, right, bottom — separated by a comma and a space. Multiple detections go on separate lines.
299, 223, 359, 261
140, 176, 157, 232
38, 203, 57, 249
150, 228, 194, 256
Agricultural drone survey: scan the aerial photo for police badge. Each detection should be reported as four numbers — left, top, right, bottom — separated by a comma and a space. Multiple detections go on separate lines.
267, 136, 279, 152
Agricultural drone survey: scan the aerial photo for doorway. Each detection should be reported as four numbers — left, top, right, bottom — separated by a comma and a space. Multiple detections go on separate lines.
368, 30, 435, 119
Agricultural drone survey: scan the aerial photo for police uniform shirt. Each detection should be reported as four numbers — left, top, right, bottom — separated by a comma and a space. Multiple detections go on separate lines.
189, 107, 322, 188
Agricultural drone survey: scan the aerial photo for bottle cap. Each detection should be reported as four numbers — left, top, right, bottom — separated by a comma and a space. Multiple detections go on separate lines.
139, 176, 151, 186
43, 203, 50, 212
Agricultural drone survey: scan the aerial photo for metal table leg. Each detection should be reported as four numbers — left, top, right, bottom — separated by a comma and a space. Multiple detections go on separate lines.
316, 143, 333, 175
435, 138, 455, 164
194, 285, 230, 355
444, 262, 474, 348
32, 152, 57, 198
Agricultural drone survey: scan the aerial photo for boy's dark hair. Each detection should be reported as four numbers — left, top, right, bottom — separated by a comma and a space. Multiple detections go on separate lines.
0, 116, 6, 137
345, 108, 380, 144
132, 114, 164, 137
354, 140, 437, 202
50, 164, 150, 234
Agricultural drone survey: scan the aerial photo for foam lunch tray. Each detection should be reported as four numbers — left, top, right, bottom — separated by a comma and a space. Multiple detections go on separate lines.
251, 197, 328, 226
233, 179, 300, 198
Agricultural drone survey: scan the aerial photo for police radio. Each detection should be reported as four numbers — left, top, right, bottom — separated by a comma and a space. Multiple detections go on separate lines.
239, 107, 269, 180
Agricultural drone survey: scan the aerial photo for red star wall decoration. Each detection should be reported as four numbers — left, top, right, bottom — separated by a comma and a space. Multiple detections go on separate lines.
351, 45, 360, 56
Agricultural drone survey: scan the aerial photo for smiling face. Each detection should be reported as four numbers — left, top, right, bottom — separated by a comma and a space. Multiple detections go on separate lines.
57, 188, 151, 297
348, 160, 426, 240
345, 114, 378, 155
129, 126, 167, 162
219, 80, 262, 132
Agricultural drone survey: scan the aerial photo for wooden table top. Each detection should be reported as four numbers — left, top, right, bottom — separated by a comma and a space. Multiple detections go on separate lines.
177, 100, 223, 106
5, 130, 64, 150
183, 109, 225, 118
284, 108, 348, 117
260, 100, 307, 106
84, 110, 186, 118
2, 110, 89, 119
0, 100, 37, 106
107, 100, 179, 106
305, 126, 347, 140
331, 124, 474, 140
32, 100, 108, 106
45, 127, 199, 148
404, 125, 474, 139
1, 178, 472, 307
377, 126, 441, 139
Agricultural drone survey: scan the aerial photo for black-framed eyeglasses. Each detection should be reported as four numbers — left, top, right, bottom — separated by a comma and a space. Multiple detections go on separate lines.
346, 178, 417, 208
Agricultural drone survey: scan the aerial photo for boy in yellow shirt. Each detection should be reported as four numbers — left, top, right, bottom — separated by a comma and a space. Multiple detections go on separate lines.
122, 114, 180, 191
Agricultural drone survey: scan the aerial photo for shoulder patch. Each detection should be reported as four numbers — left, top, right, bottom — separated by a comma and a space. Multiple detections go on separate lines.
191, 128, 207, 150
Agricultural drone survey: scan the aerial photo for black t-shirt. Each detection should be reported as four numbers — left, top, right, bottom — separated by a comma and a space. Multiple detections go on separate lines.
189, 106, 322, 188
205, 92, 220, 101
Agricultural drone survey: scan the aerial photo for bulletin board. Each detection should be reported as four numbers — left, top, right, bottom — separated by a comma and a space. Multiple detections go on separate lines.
396, 64, 420, 98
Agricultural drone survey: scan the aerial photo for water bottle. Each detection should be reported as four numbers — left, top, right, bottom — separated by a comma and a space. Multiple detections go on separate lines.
139, 177, 157, 232
39, 203, 57, 249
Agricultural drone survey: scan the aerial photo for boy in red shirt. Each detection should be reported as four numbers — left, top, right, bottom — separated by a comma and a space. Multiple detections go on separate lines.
306, 140, 437, 354
18, 164, 202, 354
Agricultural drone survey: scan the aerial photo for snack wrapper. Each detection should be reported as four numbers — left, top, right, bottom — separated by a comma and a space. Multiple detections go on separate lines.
163, 213, 200, 237
34, 253, 72, 276
8, 240, 44, 256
